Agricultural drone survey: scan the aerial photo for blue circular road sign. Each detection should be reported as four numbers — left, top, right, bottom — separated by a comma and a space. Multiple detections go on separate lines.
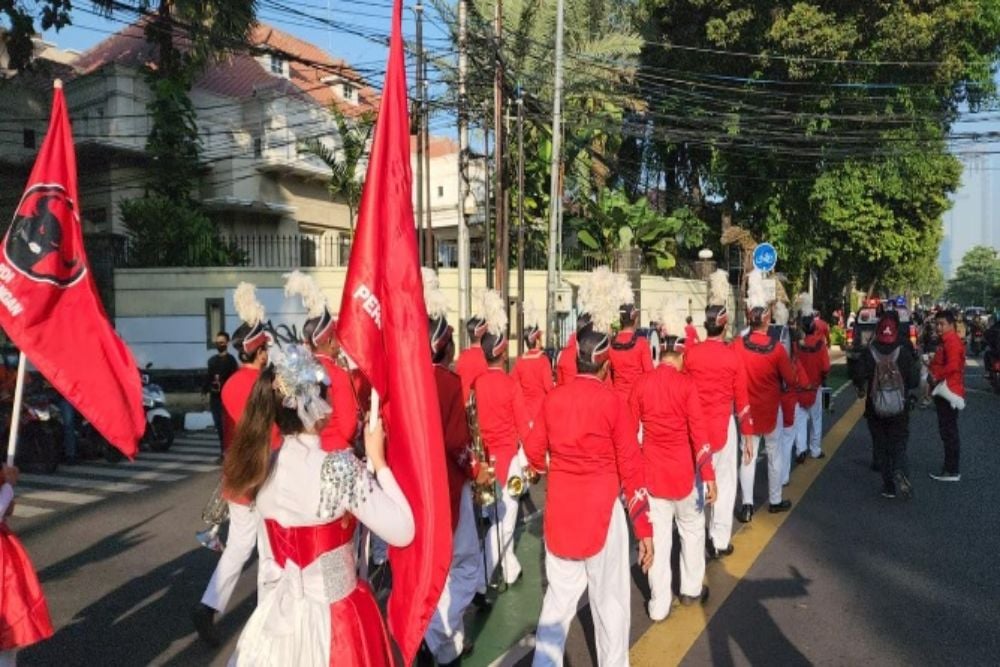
752, 243, 777, 272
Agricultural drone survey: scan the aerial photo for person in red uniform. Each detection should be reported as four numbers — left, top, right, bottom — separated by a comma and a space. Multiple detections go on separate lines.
684, 316, 701, 346
554, 312, 589, 385
684, 298, 754, 559
303, 306, 361, 454
928, 309, 966, 481
473, 327, 530, 591
1, 463, 54, 666
456, 315, 489, 404
423, 309, 491, 665
630, 339, 716, 621
512, 318, 554, 423
525, 328, 653, 666
792, 305, 831, 463
609, 303, 654, 400
732, 288, 799, 523
194, 284, 273, 646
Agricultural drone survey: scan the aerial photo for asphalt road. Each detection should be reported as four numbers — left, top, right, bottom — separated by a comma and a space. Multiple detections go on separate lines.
10, 360, 998, 666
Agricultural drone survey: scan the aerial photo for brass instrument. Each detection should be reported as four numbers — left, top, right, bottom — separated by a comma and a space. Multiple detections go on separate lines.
506, 467, 540, 498
466, 390, 496, 506
195, 478, 229, 552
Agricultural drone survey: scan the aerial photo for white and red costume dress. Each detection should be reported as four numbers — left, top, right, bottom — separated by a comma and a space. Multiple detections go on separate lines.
525, 375, 652, 666
629, 365, 714, 620
1, 482, 53, 663
229, 435, 413, 666
683, 337, 754, 551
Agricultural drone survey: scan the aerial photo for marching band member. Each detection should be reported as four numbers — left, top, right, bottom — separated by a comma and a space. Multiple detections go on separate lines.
456, 297, 489, 404
525, 328, 653, 666
683, 270, 754, 559
284, 271, 360, 454
555, 312, 593, 386
472, 290, 530, 591
772, 302, 802, 487
422, 269, 488, 665
512, 301, 554, 423
630, 337, 715, 620
193, 283, 271, 646
792, 293, 831, 462
1, 463, 53, 667
733, 272, 799, 523
611, 274, 653, 400
227, 345, 414, 665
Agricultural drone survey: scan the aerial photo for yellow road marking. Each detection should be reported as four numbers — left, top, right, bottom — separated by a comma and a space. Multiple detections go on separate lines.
630, 400, 866, 666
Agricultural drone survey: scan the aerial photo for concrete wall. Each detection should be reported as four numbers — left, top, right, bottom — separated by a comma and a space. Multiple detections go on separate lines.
114, 267, 722, 370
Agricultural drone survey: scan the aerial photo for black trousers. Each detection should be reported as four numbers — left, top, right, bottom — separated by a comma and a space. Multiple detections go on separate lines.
934, 396, 961, 474
867, 414, 909, 487
209, 393, 224, 452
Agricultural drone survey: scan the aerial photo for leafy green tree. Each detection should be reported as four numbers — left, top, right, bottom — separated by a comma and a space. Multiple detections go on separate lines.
945, 246, 1000, 306
300, 109, 375, 233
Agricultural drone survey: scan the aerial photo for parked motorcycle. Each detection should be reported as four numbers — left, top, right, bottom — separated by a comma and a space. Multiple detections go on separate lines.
0, 389, 63, 474
141, 364, 174, 452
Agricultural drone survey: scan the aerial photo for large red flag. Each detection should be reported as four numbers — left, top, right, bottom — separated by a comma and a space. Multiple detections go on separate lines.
0, 83, 144, 458
336, 1, 451, 663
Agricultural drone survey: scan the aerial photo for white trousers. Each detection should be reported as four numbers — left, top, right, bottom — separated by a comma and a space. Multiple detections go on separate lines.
0, 650, 15, 667
739, 407, 784, 506
426, 484, 485, 663
533, 503, 630, 667
706, 417, 739, 549
797, 389, 823, 457
482, 456, 522, 590
780, 405, 797, 486
201, 501, 258, 613
647, 490, 705, 620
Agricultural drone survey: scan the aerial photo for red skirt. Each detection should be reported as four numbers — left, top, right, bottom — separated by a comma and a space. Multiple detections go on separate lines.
331, 581, 395, 667
0, 524, 54, 651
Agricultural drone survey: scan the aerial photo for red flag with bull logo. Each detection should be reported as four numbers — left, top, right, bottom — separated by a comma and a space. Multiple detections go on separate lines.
0, 83, 144, 458
335, 1, 451, 663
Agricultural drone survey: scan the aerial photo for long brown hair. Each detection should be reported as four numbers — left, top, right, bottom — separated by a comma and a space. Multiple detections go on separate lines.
223, 367, 280, 501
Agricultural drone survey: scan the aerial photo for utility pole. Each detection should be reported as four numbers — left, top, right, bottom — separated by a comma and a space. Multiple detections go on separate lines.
484, 117, 492, 288
546, 0, 565, 350
493, 0, 507, 295
516, 87, 525, 354
457, 0, 471, 346
422, 74, 433, 266
414, 2, 425, 264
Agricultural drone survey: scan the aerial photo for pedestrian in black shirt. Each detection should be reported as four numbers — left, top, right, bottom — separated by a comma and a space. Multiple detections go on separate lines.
203, 331, 238, 455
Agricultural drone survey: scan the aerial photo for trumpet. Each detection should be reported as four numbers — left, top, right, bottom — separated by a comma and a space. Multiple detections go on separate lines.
506, 467, 540, 498
195, 478, 230, 552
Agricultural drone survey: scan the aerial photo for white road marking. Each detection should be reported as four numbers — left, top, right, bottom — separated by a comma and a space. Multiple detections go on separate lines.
18, 474, 148, 493
59, 465, 187, 482
17, 488, 105, 505
11, 504, 54, 518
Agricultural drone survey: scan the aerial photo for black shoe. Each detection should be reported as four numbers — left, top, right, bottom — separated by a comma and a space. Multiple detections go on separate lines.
707, 542, 734, 560
813, 452, 826, 460
679, 585, 710, 606
191, 603, 220, 647
415, 641, 436, 667
768, 500, 792, 513
880, 484, 896, 499
893, 471, 913, 500
795, 451, 807, 464
928, 471, 961, 482
471, 592, 493, 611
736, 503, 754, 524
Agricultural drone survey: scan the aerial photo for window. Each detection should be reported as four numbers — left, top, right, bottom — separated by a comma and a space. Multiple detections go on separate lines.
22, 129, 35, 149
205, 298, 225, 349
253, 135, 263, 158
269, 54, 285, 75
82, 208, 108, 229
437, 185, 444, 198
437, 240, 457, 268
342, 83, 356, 101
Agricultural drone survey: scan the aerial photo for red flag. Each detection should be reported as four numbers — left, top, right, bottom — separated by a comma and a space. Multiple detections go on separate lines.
0, 83, 144, 458
336, 2, 451, 663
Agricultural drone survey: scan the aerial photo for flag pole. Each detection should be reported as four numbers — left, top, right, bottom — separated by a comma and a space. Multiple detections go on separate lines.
368, 389, 380, 430
5, 352, 28, 467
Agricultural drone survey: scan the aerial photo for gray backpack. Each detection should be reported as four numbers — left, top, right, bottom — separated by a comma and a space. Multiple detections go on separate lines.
870, 347, 905, 417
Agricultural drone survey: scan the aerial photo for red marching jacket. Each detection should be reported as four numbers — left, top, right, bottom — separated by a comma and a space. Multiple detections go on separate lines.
434, 364, 477, 532
555, 333, 578, 386
315, 354, 360, 453
472, 368, 530, 486
683, 338, 754, 449
608, 330, 653, 400
795, 332, 831, 408
525, 375, 653, 559
629, 365, 714, 500
512, 351, 554, 422
221, 366, 259, 451
733, 331, 799, 435
456, 346, 489, 405
929, 329, 966, 400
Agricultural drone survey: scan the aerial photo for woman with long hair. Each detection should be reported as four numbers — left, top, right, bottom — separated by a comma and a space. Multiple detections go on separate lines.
226, 345, 414, 666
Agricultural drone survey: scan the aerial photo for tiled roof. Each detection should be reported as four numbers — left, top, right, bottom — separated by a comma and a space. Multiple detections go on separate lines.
411, 135, 460, 158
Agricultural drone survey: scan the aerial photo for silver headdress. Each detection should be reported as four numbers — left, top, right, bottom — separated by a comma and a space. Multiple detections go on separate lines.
268, 343, 331, 431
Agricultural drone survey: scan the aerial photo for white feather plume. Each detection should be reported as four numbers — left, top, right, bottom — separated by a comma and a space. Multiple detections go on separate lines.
746, 270, 768, 310
283, 270, 327, 318
578, 266, 625, 333
470, 288, 485, 319
658, 298, 673, 332
481, 289, 507, 336
772, 301, 789, 326
234, 282, 265, 326
422, 267, 449, 319
614, 273, 635, 307
709, 269, 730, 307
794, 292, 814, 317
523, 300, 541, 328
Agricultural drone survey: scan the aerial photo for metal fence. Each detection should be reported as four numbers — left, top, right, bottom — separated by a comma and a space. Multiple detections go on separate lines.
109, 234, 350, 269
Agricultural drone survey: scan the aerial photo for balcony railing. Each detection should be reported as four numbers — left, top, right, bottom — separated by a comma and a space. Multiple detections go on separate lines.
109, 234, 349, 269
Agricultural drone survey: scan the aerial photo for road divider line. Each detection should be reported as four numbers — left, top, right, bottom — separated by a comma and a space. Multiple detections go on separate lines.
629, 399, 866, 666
18, 474, 148, 494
